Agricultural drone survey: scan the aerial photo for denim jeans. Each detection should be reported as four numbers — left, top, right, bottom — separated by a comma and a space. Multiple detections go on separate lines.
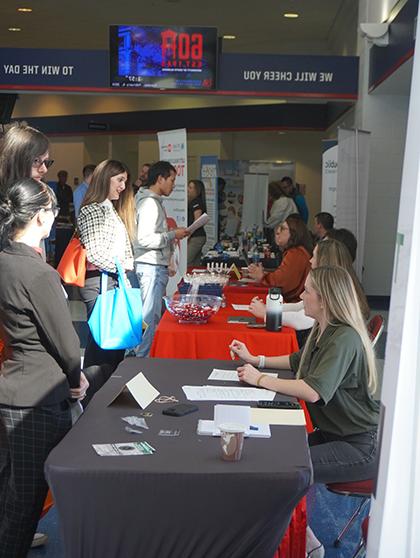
309, 429, 378, 484
135, 263, 169, 357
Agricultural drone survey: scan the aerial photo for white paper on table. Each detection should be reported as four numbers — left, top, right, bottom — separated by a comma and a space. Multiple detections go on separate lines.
231, 304, 251, 311
197, 419, 271, 438
208, 369, 278, 382
214, 404, 251, 429
250, 408, 306, 426
186, 212, 209, 234
238, 278, 257, 283
182, 385, 276, 401
126, 372, 160, 409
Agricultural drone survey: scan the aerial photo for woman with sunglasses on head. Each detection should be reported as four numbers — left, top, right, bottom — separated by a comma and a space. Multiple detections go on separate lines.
77, 159, 136, 371
230, 266, 379, 558
0, 178, 88, 558
248, 213, 313, 303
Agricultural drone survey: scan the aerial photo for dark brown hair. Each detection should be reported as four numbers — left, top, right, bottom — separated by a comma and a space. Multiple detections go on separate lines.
0, 123, 49, 190
280, 213, 313, 254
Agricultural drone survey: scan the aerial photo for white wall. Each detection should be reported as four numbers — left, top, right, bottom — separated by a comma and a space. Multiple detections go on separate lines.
354, 0, 411, 295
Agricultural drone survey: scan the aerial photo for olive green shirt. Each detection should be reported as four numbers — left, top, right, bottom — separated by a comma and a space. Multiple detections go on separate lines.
289, 324, 379, 436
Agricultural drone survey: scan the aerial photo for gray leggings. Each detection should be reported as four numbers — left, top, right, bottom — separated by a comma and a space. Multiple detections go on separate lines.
309, 429, 378, 484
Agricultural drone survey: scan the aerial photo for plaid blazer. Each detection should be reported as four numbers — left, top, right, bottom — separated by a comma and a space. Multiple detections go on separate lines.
77, 200, 133, 273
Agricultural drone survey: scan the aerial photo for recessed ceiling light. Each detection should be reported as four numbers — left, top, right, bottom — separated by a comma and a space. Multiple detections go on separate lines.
223, 35, 236, 40
284, 13, 299, 19
8, 27, 22, 32
17, 7, 33, 12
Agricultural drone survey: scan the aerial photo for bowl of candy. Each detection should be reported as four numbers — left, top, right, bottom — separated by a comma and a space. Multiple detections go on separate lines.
163, 294, 223, 324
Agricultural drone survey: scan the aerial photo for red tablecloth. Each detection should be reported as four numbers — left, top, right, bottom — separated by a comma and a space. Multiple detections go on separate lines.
151, 295, 306, 558
151, 303, 297, 360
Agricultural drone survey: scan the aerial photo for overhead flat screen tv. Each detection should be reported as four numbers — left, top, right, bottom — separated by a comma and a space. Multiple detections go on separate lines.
109, 25, 218, 90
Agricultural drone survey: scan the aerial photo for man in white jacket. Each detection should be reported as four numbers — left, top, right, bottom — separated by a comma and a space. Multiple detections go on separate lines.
134, 161, 188, 357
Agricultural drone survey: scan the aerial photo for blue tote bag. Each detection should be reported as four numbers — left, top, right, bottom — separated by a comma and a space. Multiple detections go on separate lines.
88, 259, 143, 350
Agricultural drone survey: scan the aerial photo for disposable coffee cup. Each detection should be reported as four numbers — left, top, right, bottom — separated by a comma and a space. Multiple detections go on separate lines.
219, 423, 246, 462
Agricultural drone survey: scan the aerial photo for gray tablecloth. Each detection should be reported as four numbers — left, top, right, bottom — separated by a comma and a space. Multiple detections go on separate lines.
45, 358, 312, 558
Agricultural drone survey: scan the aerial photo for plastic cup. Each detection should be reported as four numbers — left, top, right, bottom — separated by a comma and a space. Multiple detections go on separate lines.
219, 423, 246, 462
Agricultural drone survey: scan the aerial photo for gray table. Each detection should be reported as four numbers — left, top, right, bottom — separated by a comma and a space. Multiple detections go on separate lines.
45, 357, 312, 558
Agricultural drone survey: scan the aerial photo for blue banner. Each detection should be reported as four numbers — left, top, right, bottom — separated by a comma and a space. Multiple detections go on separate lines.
218, 53, 358, 97
0, 48, 108, 89
0, 48, 358, 98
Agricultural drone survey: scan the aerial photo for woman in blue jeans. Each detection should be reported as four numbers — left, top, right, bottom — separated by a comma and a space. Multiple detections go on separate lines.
230, 266, 379, 557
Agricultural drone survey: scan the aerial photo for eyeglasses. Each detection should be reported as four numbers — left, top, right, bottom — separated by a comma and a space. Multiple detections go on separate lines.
32, 158, 54, 170
43, 205, 60, 218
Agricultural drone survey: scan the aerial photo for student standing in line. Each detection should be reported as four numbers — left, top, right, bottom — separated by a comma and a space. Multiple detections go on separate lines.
134, 161, 189, 357
77, 159, 135, 371
0, 122, 53, 192
230, 266, 379, 558
0, 178, 88, 558
73, 164, 96, 217
0, 122, 56, 549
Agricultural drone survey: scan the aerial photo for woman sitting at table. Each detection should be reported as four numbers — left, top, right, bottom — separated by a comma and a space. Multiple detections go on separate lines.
230, 265, 379, 557
249, 238, 370, 329
248, 214, 312, 302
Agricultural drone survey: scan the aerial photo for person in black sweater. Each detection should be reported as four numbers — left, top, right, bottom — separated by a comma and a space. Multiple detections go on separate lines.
187, 179, 207, 266
0, 178, 88, 558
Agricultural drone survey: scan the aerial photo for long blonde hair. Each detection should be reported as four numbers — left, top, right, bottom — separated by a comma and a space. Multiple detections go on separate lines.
316, 239, 370, 320
297, 266, 377, 394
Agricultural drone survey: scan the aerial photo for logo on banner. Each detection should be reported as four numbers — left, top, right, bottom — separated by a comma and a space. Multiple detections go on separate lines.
161, 29, 203, 70
160, 142, 185, 154
324, 160, 338, 169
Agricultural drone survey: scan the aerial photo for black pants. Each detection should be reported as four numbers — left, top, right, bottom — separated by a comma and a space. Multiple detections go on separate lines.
79, 273, 125, 372
309, 429, 378, 484
0, 402, 72, 558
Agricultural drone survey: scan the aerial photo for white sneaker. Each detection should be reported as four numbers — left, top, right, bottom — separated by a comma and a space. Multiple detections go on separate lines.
31, 532, 48, 548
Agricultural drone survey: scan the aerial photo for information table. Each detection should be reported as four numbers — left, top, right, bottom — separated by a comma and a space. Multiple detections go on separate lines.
45, 358, 312, 558
151, 294, 298, 360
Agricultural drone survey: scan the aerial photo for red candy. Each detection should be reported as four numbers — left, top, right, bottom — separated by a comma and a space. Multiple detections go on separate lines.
168, 301, 216, 323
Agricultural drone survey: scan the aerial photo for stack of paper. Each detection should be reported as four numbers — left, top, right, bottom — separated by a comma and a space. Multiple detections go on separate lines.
182, 385, 276, 401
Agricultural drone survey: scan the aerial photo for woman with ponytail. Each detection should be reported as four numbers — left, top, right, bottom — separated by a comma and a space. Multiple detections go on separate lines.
0, 178, 88, 558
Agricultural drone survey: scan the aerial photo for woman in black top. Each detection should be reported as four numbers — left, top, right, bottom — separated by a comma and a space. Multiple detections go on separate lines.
0, 178, 88, 558
187, 179, 207, 266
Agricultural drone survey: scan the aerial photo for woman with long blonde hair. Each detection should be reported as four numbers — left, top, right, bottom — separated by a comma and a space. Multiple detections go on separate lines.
230, 265, 379, 557
231, 265, 379, 480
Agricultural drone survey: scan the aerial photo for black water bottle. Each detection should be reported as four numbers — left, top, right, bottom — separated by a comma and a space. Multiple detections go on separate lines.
265, 288, 283, 332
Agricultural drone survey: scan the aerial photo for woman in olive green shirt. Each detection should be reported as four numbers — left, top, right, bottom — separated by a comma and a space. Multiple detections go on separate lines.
230, 265, 379, 485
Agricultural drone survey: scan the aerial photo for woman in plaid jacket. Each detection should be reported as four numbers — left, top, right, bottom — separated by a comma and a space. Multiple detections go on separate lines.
78, 159, 136, 371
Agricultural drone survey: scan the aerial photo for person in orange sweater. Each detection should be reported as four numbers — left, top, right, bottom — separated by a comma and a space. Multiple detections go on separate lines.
248, 213, 313, 302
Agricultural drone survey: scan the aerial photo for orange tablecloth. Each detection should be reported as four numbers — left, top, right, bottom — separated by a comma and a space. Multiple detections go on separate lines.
151, 295, 306, 558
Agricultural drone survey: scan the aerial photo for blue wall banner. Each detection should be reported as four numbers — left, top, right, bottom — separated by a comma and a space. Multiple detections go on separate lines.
0, 48, 108, 90
0, 47, 358, 99
218, 53, 359, 98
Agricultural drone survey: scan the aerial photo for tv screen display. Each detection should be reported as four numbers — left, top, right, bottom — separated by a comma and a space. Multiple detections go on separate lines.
109, 25, 218, 90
